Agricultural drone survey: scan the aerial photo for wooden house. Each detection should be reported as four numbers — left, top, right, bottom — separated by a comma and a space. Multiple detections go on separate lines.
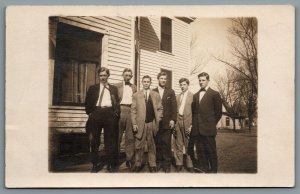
48, 16, 194, 160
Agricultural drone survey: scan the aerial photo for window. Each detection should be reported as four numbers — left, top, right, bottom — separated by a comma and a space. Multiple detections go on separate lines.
53, 22, 103, 106
160, 69, 172, 89
160, 17, 172, 52
226, 117, 230, 126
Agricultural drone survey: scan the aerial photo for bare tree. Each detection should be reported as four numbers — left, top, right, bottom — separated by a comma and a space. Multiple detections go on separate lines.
214, 17, 257, 132
190, 53, 211, 76
215, 70, 247, 131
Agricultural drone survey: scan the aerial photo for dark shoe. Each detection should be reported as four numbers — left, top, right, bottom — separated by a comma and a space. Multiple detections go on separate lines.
193, 167, 206, 173
133, 165, 143, 172
164, 167, 171, 173
107, 164, 118, 173
91, 164, 99, 173
186, 167, 194, 173
91, 163, 104, 173
156, 162, 162, 171
126, 161, 133, 170
149, 167, 157, 173
175, 165, 183, 172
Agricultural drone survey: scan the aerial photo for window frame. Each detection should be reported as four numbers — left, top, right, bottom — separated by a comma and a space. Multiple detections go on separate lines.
160, 17, 172, 53
51, 20, 106, 106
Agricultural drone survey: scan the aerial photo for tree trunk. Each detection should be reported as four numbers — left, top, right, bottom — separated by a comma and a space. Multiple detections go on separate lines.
232, 118, 236, 132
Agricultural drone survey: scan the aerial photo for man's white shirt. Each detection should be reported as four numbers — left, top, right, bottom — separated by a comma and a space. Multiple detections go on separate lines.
158, 86, 165, 99
120, 81, 133, 105
97, 83, 112, 107
178, 90, 188, 115
199, 86, 209, 103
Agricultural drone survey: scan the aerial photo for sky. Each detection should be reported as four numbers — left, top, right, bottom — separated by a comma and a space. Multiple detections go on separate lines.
189, 18, 232, 93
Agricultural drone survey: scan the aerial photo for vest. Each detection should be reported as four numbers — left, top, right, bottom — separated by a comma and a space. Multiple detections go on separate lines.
145, 95, 155, 123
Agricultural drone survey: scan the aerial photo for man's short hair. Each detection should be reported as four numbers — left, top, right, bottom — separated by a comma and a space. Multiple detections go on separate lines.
157, 71, 168, 79
122, 68, 133, 75
98, 67, 110, 76
142, 75, 152, 82
179, 78, 190, 85
198, 72, 210, 80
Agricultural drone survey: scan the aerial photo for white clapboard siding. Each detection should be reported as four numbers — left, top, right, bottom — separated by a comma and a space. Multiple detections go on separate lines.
49, 106, 87, 133
58, 16, 133, 84
139, 17, 191, 95
49, 16, 134, 132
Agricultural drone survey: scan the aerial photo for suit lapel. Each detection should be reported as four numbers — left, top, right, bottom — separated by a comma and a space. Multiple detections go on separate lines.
199, 88, 211, 106
183, 92, 192, 114
139, 90, 146, 110
176, 94, 181, 110
119, 83, 124, 100
194, 91, 200, 110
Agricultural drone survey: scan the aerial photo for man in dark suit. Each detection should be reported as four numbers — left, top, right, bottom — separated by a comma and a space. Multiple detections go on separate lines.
85, 67, 120, 173
191, 72, 222, 173
115, 68, 137, 170
153, 72, 177, 172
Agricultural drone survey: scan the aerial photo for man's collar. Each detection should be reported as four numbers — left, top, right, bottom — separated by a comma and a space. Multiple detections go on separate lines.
181, 90, 188, 94
100, 83, 109, 87
158, 85, 165, 90
200, 86, 209, 92
123, 81, 131, 85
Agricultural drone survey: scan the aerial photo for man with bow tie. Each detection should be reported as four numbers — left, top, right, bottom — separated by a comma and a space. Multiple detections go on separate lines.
173, 78, 194, 172
115, 68, 137, 170
85, 67, 120, 173
131, 75, 163, 172
190, 72, 222, 173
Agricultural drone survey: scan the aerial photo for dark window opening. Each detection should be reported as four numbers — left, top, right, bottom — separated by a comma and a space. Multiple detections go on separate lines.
160, 17, 172, 53
226, 117, 230, 126
53, 22, 103, 106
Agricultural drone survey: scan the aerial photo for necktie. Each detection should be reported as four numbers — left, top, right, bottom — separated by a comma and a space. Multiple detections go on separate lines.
98, 85, 108, 106
144, 90, 148, 102
98, 85, 106, 106
200, 88, 206, 92
125, 82, 130, 85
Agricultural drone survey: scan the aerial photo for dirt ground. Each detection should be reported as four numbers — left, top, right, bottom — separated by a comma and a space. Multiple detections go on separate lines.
51, 127, 257, 173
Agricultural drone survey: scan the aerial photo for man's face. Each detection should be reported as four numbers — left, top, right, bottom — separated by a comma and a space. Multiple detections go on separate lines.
180, 81, 189, 93
99, 71, 109, 84
123, 71, 132, 82
198, 76, 209, 89
142, 78, 151, 90
158, 75, 167, 87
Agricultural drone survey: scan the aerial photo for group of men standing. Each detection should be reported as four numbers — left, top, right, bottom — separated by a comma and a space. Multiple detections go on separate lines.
85, 67, 222, 173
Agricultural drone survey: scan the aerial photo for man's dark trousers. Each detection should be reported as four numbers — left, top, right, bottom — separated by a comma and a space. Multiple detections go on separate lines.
87, 107, 119, 168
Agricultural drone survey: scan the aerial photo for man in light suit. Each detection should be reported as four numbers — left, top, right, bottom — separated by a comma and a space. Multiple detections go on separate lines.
191, 72, 222, 173
173, 78, 194, 172
131, 75, 163, 172
115, 68, 137, 170
85, 67, 120, 173
153, 72, 177, 172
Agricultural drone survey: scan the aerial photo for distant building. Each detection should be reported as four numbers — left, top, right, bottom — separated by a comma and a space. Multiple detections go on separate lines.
217, 102, 248, 130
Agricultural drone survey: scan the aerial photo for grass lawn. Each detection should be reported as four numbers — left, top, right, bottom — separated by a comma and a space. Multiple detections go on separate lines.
217, 128, 257, 173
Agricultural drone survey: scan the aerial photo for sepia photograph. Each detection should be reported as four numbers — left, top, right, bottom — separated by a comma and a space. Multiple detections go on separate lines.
48, 16, 257, 174
5, 5, 294, 187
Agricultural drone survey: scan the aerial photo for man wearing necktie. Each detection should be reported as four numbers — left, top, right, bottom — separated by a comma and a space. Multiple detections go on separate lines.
153, 72, 177, 172
190, 72, 222, 173
115, 68, 137, 170
85, 67, 120, 173
131, 75, 163, 172
173, 78, 194, 172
